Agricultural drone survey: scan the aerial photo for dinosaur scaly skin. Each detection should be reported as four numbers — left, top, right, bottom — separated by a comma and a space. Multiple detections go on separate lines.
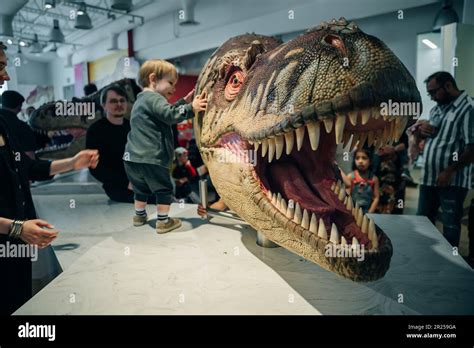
194, 18, 421, 281
29, 78, 141, 160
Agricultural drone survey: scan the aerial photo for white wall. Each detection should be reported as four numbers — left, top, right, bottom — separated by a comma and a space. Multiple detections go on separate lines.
48, 57, 74, 100
46, 0, 467, 99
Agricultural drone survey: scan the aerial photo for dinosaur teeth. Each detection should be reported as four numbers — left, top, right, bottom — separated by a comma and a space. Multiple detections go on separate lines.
284, 131, 294, 155
301, 209, 310, 229
361, 215, 369, 234
275, 135, 284, 160
329, 223, 340, 244
335, 115, 346, 144
295, 126, 305, 151
306, 121, 320, 151
286, 200, 295, 219
351, 237, 360, 250
280, 197, 287, 214
293, 202, 302, 224
323, 118, 333, 133
361, 108, 371, 125
261, 139, 268, 157
345, 195, 353, 211
368, 218, 378, 250
338, 184, 346, 201
341, 236, 348, 246
268, 137, 276, 162
309, 213, 318, 233
317, 218, 328, 239
348, 110, 357, 126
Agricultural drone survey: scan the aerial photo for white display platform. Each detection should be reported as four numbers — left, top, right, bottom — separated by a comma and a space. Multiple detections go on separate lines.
15, 193, 474, 315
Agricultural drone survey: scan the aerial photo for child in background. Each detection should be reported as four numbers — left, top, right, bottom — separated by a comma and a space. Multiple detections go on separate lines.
345, 149, 380, 214
172, 147, 200, 203
123, 59, 207, 234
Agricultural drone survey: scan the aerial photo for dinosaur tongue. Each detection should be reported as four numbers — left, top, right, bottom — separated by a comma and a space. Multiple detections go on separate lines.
254, 129, 369, 243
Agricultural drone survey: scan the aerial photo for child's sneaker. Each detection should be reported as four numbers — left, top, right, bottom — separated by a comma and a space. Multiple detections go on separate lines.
156, 218, 182, 234
133, 214, 148, 226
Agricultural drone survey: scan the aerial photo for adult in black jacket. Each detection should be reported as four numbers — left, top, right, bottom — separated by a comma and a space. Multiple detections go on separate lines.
0, 41, 100, 314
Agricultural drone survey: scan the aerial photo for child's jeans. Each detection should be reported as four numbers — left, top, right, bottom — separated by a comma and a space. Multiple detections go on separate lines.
124, 161, 173, 205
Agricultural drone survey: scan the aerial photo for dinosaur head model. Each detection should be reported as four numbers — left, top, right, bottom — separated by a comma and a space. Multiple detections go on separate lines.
195, 18, 421, 281
29, 78, 141, 160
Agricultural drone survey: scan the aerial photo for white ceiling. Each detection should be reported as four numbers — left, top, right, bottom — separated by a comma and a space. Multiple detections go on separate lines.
2, 0, 445, 63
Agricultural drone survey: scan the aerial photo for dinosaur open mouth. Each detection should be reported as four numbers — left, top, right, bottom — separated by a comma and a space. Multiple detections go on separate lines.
217, 106, 408, 252
32, 127, 86, 153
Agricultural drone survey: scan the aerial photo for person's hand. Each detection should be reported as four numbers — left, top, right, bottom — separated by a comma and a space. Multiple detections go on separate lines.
418, 121, 437, 138
180, 177, 189, 185
192, 90, 207, 114
378, 146, 396, 156
73, 149, 99, 170
184, 88, 195, 103
197, 204, 207, 218
19, 219, 59, 249
127, 182, 133, 190
436, 168, 455, 186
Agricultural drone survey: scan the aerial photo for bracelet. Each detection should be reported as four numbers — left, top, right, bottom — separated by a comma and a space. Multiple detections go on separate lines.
8, 220, 25, 239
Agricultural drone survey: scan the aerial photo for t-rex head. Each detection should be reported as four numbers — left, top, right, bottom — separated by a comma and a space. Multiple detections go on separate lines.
30, 78, 141, 160
195, 18, 421, 281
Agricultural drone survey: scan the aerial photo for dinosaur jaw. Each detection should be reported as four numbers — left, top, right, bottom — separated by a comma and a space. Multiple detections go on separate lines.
33, 127, 87, 159
206, 106, 402, 281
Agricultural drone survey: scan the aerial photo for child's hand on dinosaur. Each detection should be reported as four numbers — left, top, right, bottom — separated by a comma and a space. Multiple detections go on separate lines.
192, 90, 207, 113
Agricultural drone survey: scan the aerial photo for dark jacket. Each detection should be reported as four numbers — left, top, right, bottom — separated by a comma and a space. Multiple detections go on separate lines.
0, 108, 47, 152
124, 91, 194, 168
0, 115, 53, 315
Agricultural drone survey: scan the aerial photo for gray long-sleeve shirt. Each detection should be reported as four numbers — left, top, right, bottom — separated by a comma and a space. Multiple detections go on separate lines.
123, 91, 194, 168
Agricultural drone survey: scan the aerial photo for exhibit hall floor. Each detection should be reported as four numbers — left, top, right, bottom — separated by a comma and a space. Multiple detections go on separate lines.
14, 173, 474, 315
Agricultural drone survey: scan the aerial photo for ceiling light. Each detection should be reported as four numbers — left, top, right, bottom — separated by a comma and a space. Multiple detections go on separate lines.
422, 39, 438, 49
30, 34, 43, 54
19, 40, 26, 47
44, 0, 55, 9
179, 0, 199, 26
75, 5, 93, 30
111, 0, 132, 12
6, 39, 12, 45
49, 19, 65, 43
433, 0, 459, 30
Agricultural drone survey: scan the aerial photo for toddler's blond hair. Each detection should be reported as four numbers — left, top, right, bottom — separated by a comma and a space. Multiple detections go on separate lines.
138, 59, 178, 88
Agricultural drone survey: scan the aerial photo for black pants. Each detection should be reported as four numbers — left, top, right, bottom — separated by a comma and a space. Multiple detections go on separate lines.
0, 236, 32, 315
124, 161, 173, 205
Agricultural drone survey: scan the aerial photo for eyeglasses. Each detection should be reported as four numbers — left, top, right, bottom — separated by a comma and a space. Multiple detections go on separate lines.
427, 85, 443, 96
107, 98, 126, 104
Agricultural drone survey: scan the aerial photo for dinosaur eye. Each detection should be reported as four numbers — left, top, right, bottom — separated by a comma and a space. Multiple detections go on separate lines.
225, 70, 244, 101
323, 34, 347, 56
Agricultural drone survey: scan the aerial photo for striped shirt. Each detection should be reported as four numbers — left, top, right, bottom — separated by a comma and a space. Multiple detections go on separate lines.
421, 91, 474, 189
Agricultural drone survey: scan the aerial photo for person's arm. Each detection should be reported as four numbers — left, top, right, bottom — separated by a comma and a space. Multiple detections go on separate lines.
368, 176, 380, 214
0, 217, 58, 248
49, 150, 99, 175
437, 109, 474, 186
151, 91, 207, 126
